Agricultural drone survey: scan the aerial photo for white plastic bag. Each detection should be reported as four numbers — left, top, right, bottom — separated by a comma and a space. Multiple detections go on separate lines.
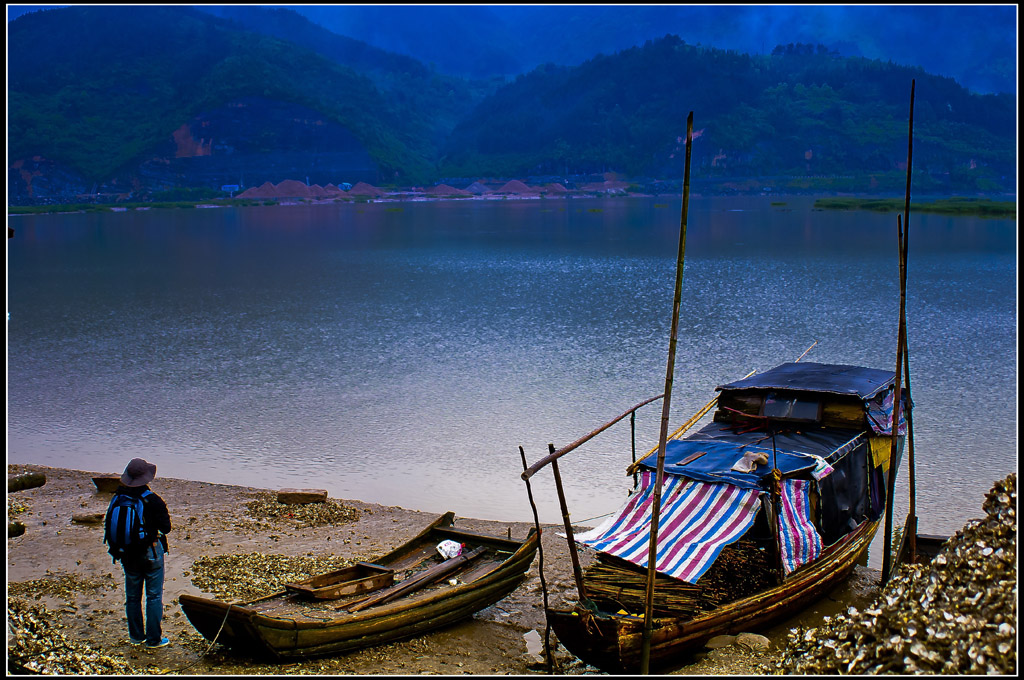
436, 539, 463, 559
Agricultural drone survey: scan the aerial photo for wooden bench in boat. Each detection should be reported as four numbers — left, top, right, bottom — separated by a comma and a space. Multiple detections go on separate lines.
284, 563, 395, 600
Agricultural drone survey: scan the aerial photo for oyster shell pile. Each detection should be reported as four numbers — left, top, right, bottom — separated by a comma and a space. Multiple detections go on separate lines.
7, 598, 136, 675
8, 496, 28, 517
8, 570, 117, 600
779, 473, 1016, 675
188, 552, 354, 602
241, 492, 360, 528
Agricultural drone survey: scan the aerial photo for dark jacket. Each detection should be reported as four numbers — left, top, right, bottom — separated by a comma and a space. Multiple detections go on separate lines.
107, 484, 172, 558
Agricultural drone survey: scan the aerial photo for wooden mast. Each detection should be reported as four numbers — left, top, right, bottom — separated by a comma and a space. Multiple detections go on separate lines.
882, 79, 915, 585
640, 111, 693, 674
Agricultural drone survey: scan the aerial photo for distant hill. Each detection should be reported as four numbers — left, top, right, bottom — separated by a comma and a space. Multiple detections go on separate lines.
441, 36, 1015, 193
7, 5, 441, 201
198, 6, 495, 139
289, 5, 1017, 96
6, 7, 1017, 203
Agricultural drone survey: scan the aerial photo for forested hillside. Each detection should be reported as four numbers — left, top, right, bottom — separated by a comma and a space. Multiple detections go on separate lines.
6, 7, 1016, 203
441, 37, 1015, 193
7, 6, 440, 192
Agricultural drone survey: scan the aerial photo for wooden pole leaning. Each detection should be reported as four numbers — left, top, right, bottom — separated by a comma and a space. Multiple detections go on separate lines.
882, 79, 915, 585
900, 80, 918, 566
901, 329, 918, 563
640, 111, 694, 675
518, 446, 554, 674
522, 393, 664, 481
550, 446, 589, 604
626, 338, 816, 478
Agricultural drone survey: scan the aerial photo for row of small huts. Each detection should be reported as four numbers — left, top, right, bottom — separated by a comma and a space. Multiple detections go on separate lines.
236, 178, 631, 200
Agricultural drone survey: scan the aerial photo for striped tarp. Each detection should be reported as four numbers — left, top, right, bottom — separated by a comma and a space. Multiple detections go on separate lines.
866, 386, 910, 436
575, 471, 762, 584
777, 478, 822, 574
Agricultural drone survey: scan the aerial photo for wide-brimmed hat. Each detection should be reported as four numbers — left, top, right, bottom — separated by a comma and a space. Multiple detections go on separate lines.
120, 458, 157, 487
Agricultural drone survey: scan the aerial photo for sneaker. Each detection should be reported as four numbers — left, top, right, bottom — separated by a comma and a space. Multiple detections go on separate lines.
145, 637, 170, 649
128, 637, 145, 646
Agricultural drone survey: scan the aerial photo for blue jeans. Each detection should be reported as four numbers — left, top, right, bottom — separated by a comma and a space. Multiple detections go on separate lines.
122, 542, 165, 645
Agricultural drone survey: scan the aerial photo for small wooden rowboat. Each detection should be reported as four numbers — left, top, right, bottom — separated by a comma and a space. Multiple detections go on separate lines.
179, 512, 538, 660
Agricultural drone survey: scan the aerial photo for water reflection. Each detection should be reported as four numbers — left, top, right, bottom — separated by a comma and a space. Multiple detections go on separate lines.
7, 197, 1017, 558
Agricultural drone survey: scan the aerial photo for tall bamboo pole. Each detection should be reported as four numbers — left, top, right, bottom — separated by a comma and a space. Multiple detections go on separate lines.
882, 80, 914, 585
640, 111, 693, 674
900, 80, 918, 564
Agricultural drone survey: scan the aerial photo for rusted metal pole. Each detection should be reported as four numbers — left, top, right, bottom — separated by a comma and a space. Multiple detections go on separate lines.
641, 111, 694, 674
882, 80, 915, 585
550, 447, 589, 604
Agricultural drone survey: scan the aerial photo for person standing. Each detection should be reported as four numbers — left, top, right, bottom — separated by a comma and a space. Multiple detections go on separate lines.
105, 457, 172, 648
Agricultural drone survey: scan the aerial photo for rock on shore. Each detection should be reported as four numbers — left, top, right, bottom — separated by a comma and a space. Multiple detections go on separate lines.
778, 473, 1017, 675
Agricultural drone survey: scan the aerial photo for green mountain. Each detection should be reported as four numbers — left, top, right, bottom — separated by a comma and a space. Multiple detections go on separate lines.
6, 7, 1016, 203
199, 6, 496, 146
7, 5, 443, 195
441, 37, 1015, 193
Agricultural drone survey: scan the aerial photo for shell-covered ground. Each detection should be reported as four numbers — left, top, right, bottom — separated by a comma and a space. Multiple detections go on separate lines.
7, 464, 1014, 675
778, 474, 1016, 675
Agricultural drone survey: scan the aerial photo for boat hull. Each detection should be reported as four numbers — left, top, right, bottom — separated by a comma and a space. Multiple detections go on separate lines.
180, 513, 539, 660
549, 518, 879, 673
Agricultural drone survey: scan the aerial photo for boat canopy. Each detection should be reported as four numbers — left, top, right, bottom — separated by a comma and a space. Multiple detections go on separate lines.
637, 422, 864, 491
575, 470, 825, 582
717, 361, 896, 400
575, 471, 763, 583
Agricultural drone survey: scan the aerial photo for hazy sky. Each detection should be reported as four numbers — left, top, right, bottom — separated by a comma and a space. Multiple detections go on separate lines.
6, 4, 1017, 94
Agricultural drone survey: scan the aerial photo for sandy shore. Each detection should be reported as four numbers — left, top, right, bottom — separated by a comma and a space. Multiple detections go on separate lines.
7, 464, 883, 675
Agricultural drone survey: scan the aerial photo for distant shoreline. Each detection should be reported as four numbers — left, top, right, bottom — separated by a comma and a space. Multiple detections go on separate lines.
8, 193, 1016, 219
813, 196, 1016, 219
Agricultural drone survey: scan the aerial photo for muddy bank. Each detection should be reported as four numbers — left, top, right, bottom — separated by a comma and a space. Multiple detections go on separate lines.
8, 464, 882, 675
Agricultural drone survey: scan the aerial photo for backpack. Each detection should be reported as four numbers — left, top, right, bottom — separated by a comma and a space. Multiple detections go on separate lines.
104, 490, 152, 562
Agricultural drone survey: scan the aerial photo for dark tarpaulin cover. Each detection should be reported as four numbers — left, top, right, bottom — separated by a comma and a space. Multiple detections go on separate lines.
637, 422, 865, 490
818, 442, 875, 545
716, 362, 896, 400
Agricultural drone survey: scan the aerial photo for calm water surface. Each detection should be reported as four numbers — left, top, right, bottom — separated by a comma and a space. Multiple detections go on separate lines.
7, 196, 1017, 564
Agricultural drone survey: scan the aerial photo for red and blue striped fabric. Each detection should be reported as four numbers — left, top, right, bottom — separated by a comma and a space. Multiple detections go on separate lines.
866, 387, 909, 436
777, 478, 822, 574
575, 471, 762, 583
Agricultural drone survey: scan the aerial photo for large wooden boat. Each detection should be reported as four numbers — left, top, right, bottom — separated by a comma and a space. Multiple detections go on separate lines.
179, 511, 538, 660
543, 361, 908, 673
527, 92, 918, 674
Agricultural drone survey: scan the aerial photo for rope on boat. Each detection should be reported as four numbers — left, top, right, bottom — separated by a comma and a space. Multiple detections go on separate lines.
158, 603, 233, 675
574, 510, 614, 525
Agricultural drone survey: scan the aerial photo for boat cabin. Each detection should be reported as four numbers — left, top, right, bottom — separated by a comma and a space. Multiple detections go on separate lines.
573, 362, 908, 615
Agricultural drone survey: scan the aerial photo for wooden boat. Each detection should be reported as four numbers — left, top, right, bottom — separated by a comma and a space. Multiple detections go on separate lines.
549, 521, 880, 672
539, 361, 909, 673
523, 94, 920, 672
179, 511, 538, 660
897, 532, 949, 565
92, 475, 121, 493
